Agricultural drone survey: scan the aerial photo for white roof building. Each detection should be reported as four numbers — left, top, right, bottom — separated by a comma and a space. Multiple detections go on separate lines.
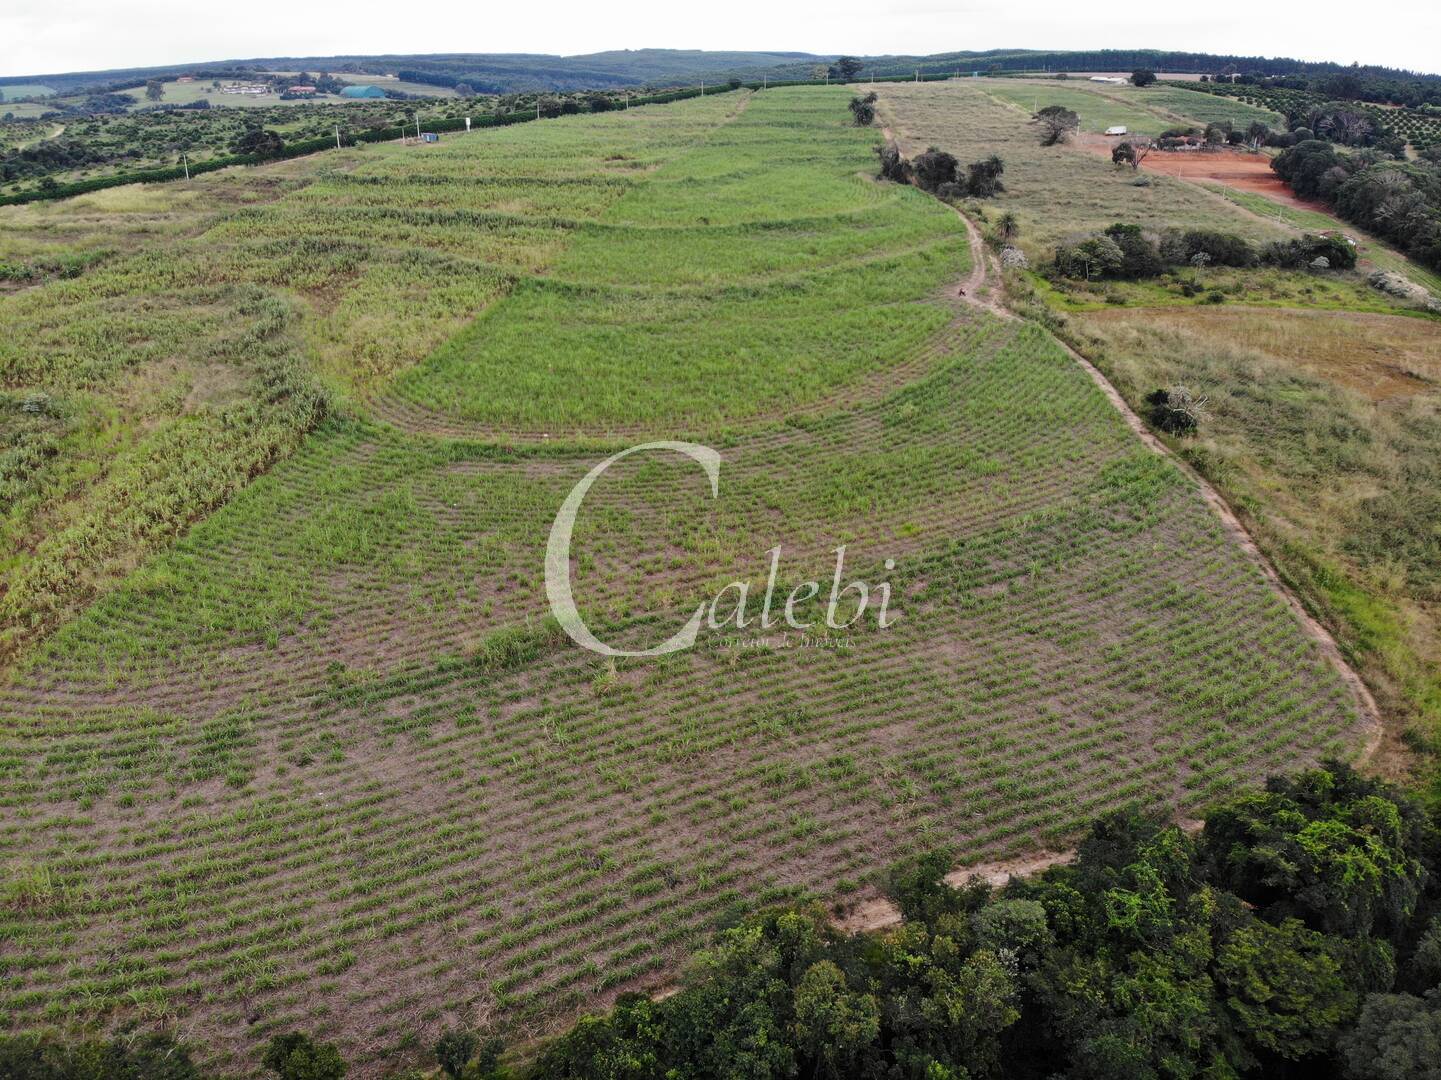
1105, 126, 1129, 136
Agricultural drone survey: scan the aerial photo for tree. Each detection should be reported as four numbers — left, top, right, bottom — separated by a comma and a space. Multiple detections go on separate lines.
1036, 105, 1080, 146
793, 960, 880, 1077
996, 211, 1020, 245
1216, 917, 1358, 1062
911, 146, 959, 192
262, 1033, 346, 1080
145, 79, 165, 102
1055, 235, 1126, 280
1340, 993, 1441, 1080
434, 1029, 477, 1078
234, 129, 285, 159
965, 154, 1006, 197
1130, 70, 1157, 87
454, 83, 474, 97
848, 92, 878, 126
587, 93, 615, 112
1104, 223, 1163, 277
830, 56, 864, 82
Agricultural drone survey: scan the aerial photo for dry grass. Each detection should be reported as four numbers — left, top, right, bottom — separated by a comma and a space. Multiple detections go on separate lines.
1074, 306, 1441, 775
874, 81, 1291, 263
1084, 307, 1441, 402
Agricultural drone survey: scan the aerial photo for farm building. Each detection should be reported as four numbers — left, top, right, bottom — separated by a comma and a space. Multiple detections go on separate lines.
1105, 125, 1128, 136
341, 85, 386, 99
1090, 76, 1127, 84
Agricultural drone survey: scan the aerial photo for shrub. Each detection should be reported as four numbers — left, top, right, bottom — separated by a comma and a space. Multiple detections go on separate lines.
910, 146, 959, 192
586, 94, 614, 112
1055, 235, 1126, 280
875, 144, 909, 183
262, 1033, 346, 1080
1131, 70, 1157, 87
1263, 233, 1357, 270
435, 1030, 477, 1078
1146, 385, 1209, 435
1161, 228, 1256, 268
965, 154, 1006, 196
1104, 223, 1164, 278
848, 92, 878, 126
0, 1032, 205, 1080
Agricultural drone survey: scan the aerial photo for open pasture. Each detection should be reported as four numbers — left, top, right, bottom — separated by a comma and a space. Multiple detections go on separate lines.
876, 81, 1292, 262
976, 79, 1166, 132
1095, 83, 1285, 129
0, 85, 57, 102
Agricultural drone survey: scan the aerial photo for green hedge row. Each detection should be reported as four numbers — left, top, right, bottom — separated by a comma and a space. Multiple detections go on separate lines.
0, 83, 750, 207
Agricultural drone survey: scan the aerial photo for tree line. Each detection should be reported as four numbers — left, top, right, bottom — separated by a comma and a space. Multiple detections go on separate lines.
5, 763, 1439, 1079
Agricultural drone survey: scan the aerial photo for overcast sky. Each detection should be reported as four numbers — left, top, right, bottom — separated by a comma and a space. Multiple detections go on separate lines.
3, 0, 1438, 78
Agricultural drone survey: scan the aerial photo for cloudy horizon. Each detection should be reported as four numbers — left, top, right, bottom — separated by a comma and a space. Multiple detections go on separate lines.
3, 0, 1438, 79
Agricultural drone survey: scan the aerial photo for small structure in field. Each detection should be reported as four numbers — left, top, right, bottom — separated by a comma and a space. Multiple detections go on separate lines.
1105, 125, 1129, 136
421, 132, 439, 143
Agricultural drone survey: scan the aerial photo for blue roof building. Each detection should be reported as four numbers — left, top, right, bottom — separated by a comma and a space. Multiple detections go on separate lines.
340, 85, 387, 99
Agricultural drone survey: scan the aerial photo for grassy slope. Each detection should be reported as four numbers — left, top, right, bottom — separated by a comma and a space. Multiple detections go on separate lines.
0, 86, 1366, 1077
392, 90, 965, 430
877, 79, 1441, 784
0, 95, 744, 661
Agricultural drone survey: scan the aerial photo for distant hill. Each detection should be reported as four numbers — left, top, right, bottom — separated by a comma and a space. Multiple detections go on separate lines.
742, 48, 1441, 82
0, 49, 832, 96
4, 46, 1434, 98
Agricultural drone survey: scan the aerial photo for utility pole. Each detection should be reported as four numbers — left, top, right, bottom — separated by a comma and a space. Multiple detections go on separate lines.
700, 80, 705, 95
915, 69, 920, 83
334, 126, 341, 150
182, 152, 189, 180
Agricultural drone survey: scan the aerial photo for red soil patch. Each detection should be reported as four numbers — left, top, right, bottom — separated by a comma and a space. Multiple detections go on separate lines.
1077, 134, 1328, 211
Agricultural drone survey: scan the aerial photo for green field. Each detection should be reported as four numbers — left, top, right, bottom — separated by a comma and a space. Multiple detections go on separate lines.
983, 78, 1285, 134
0, 84, 1379, 1076
978, 79, 1165, 132
0, 84, 56, 102
1095, 82, 1285, 128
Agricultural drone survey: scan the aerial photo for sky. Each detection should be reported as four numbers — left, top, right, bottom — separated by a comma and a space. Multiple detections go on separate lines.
3, 0, 1439, 78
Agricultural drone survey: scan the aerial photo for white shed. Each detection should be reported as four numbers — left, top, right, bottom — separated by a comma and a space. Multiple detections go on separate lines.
1105, 126, 1129, 136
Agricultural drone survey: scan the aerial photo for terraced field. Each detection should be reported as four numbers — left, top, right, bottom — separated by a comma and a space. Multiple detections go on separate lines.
1, 85, 1373, 1075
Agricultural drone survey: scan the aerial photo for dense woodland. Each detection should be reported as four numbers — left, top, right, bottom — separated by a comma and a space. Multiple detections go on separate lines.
3, 765, 1437, 1079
